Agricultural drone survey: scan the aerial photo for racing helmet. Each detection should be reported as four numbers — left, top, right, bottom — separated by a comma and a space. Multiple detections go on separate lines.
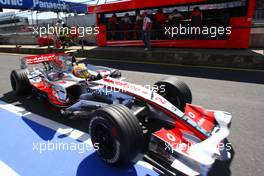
73, 63, 90, 79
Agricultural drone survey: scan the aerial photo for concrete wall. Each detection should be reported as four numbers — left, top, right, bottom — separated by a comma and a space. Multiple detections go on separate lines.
65, 14, 96, 27
6, 35, 38, 45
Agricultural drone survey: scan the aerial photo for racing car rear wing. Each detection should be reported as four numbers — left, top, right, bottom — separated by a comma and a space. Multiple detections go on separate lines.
20, 53, 68, 69
21, 53, 65, 65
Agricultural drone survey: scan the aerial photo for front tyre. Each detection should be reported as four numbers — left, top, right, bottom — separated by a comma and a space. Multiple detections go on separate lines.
10, 69, 31, 95
109, 70, 122, 79
154, 77, 192, 111
89, 104, 144, 166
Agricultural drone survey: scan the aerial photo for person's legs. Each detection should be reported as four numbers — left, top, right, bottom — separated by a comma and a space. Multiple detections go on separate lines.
146, 31, 151, 49
139, 30, 143, 40
142, 31, 147, 48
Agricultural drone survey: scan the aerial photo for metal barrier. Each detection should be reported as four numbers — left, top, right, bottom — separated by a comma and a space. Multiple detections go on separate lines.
0, 11, 97, 51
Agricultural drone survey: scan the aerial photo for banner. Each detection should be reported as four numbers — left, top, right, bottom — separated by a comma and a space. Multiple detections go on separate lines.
0, 0, 87, 13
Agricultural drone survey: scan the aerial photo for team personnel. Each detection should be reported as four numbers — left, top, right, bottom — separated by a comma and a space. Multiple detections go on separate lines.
142, 12, 152, 51
190, 7, 203, 27
154, 9, 167, 39
168, 9, 184, 26
108, 13, 118, 40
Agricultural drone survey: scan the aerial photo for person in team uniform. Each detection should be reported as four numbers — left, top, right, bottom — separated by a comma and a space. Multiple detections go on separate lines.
190, 7, 203, 27
142, 11, 152, 51
168, 9, 184, 26
154, 9, 167, 39
134, 11, 143, 39
108, 13, 118, 40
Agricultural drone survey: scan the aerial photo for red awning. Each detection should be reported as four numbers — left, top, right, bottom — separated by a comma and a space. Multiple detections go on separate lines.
88, 0, 207, 13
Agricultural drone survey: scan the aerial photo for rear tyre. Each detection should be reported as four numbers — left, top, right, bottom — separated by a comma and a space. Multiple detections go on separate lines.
89, 104, 144, 165
154, 77, 192, 111
10, 69, 31, 96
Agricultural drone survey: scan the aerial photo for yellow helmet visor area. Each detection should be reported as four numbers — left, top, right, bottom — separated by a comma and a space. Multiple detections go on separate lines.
73, 63, 90, 79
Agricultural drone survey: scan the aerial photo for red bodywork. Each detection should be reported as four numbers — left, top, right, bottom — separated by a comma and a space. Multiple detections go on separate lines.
32, 80, 69, 107
153, 103, 219, 158
88, 0, 256, 48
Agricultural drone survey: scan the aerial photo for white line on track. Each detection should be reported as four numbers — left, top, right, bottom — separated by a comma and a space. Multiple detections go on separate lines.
0, 160, 19, 176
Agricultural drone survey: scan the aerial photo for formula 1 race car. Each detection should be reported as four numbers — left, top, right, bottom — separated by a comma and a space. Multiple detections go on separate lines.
10, 53, 232, 176
10, 52, 121, 108
64, 77, 232, 176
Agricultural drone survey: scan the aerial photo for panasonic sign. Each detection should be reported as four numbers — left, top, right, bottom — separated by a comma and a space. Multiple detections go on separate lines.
33, 0, 68, 11
0, 0, 23, 6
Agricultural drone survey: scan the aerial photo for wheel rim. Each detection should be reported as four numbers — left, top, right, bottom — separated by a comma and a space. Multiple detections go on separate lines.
93, 123, 117, 159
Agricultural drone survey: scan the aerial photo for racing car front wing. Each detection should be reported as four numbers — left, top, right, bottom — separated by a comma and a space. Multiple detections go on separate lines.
147, 110, 232, 176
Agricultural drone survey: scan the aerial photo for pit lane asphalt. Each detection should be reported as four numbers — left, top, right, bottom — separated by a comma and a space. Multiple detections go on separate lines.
0, 53, 264, 176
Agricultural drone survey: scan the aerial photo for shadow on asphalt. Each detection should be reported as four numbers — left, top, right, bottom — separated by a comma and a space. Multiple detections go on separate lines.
81, 59, 264, 85
22, 116, 58, 141
77, 153, 138, 176
0, 91, 89, 133
208, 140, 235, 176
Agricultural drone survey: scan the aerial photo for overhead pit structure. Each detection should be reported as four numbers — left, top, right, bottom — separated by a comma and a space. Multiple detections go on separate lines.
88, 0, 256, 48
